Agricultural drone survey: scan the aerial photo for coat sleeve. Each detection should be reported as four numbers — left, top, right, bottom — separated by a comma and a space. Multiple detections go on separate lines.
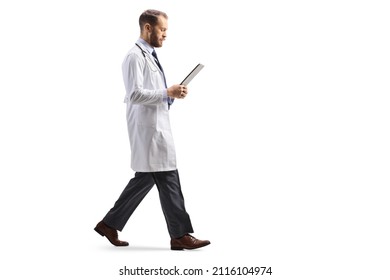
122, 52, 167, 105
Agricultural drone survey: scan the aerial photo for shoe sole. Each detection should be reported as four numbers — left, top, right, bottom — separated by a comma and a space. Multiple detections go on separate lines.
171, 243, 210, 250
171, 247, 184, 250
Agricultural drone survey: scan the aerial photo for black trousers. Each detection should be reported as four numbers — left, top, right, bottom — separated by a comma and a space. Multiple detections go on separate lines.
102, 169, 194, 239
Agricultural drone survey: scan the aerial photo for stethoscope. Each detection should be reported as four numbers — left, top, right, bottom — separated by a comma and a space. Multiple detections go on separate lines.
135, 43, 159, 72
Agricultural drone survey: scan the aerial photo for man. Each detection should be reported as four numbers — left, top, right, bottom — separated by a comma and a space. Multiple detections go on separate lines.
94, 9, 210, 250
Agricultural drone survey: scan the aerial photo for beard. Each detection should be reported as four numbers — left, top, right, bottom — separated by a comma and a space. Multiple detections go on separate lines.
149, 28, 163, 48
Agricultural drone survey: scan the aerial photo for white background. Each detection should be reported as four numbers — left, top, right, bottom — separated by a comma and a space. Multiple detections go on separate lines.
1, 0, 389, 279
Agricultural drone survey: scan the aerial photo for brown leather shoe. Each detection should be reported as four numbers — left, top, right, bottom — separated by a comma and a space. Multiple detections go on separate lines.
171, 234, 210, 250
94, 221, 129, 246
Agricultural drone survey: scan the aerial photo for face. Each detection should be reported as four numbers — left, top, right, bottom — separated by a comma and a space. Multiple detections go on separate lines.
148, 16, 168, 48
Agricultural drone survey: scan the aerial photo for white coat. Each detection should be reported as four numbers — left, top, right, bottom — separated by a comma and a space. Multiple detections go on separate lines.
122, 40, 176, 172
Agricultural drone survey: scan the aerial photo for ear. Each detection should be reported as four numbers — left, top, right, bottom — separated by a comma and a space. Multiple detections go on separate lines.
144, 23, 152, 33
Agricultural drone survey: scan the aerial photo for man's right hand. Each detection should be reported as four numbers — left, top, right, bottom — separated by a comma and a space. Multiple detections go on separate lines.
167, 84, 188, 99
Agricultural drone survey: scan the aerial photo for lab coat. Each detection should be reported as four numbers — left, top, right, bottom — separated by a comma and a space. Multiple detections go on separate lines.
122, 42, 176, 172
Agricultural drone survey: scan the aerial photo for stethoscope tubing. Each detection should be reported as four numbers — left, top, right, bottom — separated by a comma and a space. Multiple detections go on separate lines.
135, 43, 159, 72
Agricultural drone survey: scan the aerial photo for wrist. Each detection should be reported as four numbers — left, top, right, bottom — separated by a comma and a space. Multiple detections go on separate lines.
167, 87, 172, 97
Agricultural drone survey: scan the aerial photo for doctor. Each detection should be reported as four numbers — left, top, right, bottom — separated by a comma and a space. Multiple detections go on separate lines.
94, 9, 210, 250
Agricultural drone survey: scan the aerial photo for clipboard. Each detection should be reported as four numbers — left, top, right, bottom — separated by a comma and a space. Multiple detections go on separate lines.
180, 63, 204, 86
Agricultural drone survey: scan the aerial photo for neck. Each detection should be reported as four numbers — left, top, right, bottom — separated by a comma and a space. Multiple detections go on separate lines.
140, 34, 152, 47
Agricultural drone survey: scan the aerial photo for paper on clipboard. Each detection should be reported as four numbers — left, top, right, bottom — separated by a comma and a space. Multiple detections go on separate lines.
180, 63, 204, 86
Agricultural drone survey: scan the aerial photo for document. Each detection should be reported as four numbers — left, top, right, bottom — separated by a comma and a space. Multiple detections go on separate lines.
180, 63, 204, 86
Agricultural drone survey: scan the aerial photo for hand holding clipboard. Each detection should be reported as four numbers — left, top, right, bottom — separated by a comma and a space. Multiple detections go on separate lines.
167, 64, 204, 99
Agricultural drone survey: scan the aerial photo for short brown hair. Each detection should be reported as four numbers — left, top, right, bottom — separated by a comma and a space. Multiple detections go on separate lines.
139, 9, 168, 30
